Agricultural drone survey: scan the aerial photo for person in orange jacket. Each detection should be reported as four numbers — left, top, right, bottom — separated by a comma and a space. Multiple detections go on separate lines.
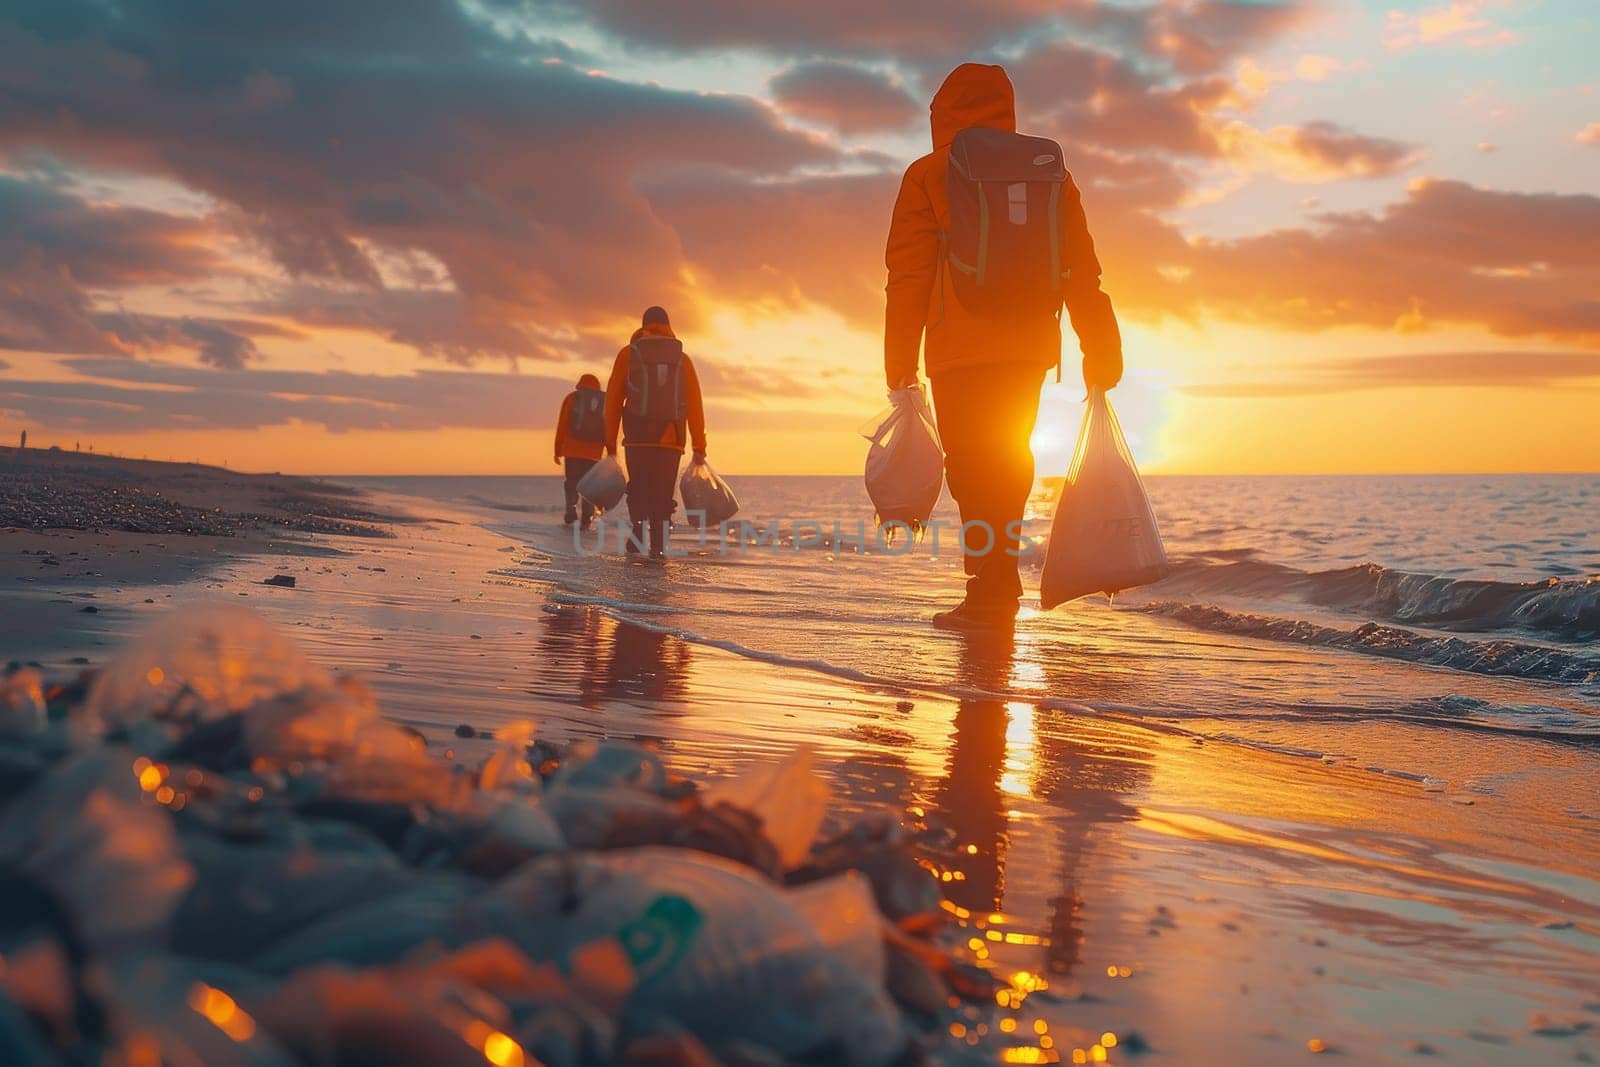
554, 372, 606, 529
604, 306, 707, 558
884, 62, 1123, 630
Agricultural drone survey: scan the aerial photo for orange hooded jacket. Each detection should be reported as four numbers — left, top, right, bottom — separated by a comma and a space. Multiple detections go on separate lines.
884, 63, 1122, 388
554, 373, 606, 463
603, 322, 707, 454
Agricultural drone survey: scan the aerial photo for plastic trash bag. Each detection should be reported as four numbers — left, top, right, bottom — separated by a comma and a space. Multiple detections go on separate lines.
703, 746, 829, 869
80, 606, 332, 742
0, 666, 47, 736
678, 459, 739, 527
863, 384, 944, 536
94, 955, 298, 1067
785, 871, 886, 984
172, 830, 411, 962
546, 739, 667, 794
1039, 388, 1170, 608
577, 455, 627, 513
0, 753, 195, 954
485, 847, 904, 1065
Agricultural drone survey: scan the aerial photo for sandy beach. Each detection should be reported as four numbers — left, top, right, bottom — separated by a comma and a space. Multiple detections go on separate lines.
4, 461, 1597, 1065
1, 447, 404, 659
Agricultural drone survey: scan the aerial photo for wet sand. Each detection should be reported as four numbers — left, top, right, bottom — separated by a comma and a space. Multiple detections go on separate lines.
1, 449, 400, 661
4, 474, 1598, 1065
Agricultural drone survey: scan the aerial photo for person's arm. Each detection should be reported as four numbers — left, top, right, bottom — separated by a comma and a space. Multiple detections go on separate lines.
883, 164, 938, 389
554, 393, 572, 463
603, 349, 628, 455
683, 356, 707, 458
1059, 174, 1123, 390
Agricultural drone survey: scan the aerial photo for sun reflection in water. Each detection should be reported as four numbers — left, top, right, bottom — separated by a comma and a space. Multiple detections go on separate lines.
1001, 700, 1037, 797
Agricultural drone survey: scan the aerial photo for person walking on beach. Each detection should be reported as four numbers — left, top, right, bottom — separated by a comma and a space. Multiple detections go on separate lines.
554, 373, 606, 528
604, 306, 707, 558
883, 62, 1123, 630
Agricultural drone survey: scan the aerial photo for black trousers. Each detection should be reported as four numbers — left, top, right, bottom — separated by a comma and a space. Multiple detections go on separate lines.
930, 363, 1047, 607
562, 457, 597, 524
624, 446, 681, 553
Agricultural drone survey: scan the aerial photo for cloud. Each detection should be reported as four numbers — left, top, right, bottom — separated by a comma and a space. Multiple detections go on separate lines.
0, 358, 575, 434
0, 357, 849, 435
1383, 1, 1519, 51
644, 172, 896, 326
1577, 123, 1600, 146
1181, 350, 1600, 397
2, 0, 1574, 425
0, 174, 222, 290
1213, 120, 1424, 181
1010, 39, 1418, 184
0, 0, 844, 363
769, 62, 919, 134
0, 174, 273, 365
1177, 180, 1600, 345
1054, 0, 1314, 76
1292, 54, 1348, 82
521, 0, 1061, 59
93, 314, 260, 369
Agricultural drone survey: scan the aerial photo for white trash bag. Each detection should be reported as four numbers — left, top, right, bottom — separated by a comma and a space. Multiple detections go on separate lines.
1039, 388, 1170, 608
703, 746, 830, 869
863, 384, 944, 536
679, 459, 739, 527
576, 454, 627, 513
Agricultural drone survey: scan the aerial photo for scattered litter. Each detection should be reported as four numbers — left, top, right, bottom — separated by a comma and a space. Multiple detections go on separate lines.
263, 574, 297, 588
0, 608, 988, 1065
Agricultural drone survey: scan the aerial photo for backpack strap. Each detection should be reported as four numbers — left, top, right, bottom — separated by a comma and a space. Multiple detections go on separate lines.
975, 187, 990, 286
1047, 181, 1062, 292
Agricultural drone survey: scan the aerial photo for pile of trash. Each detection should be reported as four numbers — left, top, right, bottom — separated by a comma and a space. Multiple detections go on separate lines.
0, 608, 1010, 1066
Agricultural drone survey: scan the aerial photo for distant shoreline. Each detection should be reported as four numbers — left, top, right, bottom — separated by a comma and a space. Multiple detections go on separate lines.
0, 448, 419, 662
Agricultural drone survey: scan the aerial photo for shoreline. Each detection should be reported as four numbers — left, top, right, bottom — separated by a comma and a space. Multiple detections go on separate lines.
1, 450, 419, 666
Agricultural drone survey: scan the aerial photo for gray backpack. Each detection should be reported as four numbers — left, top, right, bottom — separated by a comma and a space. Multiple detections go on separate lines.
623, 336, 687, 443
945, 126, 1069, 318
567, 387, 606, 443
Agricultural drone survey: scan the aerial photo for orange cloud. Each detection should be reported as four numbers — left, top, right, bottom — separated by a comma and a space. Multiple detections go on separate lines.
1577, 123, 1600, 146
1176, 179, 1600, 346
1383, 1, 1519, 51
1293, 54, 1348, 81
1180, 350, 1600, 397
769, 61, 918, 134
1213, 120, 1423, 181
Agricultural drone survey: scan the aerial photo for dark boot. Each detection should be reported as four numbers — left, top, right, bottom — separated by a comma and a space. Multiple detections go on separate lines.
932, 599, 1019, 632
626, 521, 646, 555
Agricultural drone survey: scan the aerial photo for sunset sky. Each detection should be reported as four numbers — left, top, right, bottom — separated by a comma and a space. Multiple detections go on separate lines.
2, 0, 1597, 475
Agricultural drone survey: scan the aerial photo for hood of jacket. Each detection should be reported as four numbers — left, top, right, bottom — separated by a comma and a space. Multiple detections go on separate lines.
930, 63, 1016, 149
629, 321, 677, 344
576, 373, 601, 390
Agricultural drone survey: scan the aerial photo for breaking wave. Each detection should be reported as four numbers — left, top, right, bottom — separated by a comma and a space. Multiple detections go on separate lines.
1139, 601, 1600, 686
1148, 558, 1600, 642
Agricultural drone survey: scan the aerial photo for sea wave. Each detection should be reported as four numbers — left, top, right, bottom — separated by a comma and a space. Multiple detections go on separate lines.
1138, 601, 1600, 685
1146, 558, 1600, 641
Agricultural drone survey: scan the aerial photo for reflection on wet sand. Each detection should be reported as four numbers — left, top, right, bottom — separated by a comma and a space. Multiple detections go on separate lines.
536, 606, 692, 709
930, 628, 1153, 978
